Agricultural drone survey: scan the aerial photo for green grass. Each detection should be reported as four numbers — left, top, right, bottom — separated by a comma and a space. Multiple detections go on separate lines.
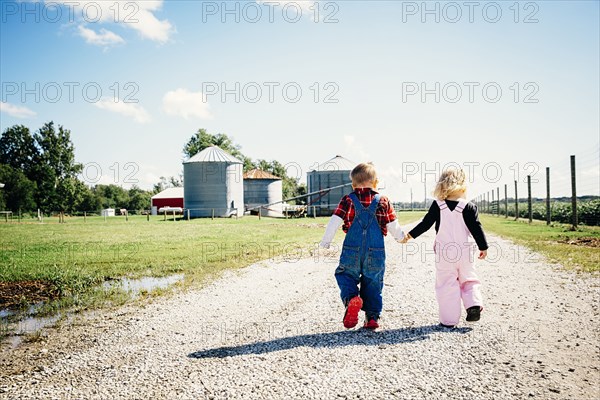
480, 214, 600, 272
0, 211, 425, 316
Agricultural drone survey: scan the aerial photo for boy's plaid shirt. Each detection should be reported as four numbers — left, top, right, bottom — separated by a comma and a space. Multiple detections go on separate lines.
333, 188, 397, 236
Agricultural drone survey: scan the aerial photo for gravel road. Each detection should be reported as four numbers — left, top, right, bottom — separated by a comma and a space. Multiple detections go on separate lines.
1, 226, 599, 400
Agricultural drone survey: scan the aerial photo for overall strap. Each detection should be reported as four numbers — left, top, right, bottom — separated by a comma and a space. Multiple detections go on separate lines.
368, 194, 381, 214
348, 192, 363, 214
436, 199, 447, 211
455, 200, 467, 214
349, 192, 379, 216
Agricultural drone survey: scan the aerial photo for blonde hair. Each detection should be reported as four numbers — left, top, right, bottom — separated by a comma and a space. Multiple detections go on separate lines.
433, 168, 467, 200
350, 162, 377, 186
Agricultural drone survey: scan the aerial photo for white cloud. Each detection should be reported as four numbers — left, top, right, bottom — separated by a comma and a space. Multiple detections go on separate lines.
47, 1, 174, 44
94, 98, 151, 123
0, 102, 37, 119
344, 135, 371, 161
162, 88, 212, 120
77, 25, 124, 46
130, 2, 174, 44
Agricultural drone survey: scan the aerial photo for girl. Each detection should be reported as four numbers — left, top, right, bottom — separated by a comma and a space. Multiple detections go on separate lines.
402, 168, 488, 327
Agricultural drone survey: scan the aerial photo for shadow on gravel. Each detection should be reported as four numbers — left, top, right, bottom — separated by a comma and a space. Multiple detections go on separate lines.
188, 325, 472, 359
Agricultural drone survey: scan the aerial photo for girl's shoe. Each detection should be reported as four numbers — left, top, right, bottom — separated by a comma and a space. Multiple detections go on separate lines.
438, 323, 456, 329
466, 306, 481, 322
363, 318, 379, 330
343, 296, 363, 329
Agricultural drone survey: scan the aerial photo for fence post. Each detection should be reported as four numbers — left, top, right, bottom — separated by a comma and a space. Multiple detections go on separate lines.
84, 211, 86, 223
546, 167, 551, 225
187, 209, 190, 221
163, 210, 166, 221
527, 175, 532, 223
514, 180, 518, 220
496, 187, 500, 216
491, 190, 495, 215
212, 209, 215, 220
570, 155, 577, 229
258, 207, 261, 220
313, 206, 317, 218
147, 212, 150, 222
125, 210, 128, 222
504, 184, 508, 218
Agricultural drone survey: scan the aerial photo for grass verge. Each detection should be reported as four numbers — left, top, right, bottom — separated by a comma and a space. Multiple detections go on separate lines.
480, 215, 600, 272
1, 211, 425, 318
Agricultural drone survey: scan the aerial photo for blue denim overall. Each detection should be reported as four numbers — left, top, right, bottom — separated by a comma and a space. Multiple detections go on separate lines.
334, 193, 386, 319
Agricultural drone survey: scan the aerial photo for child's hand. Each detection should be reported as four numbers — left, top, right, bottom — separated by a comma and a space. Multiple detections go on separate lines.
478, 250, 487, 260
399, 233, 412, 244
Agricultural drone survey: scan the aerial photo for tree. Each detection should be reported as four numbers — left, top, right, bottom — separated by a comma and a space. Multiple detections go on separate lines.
183, 128, 253, 171
0, 164, 36, 212
0, 125, 38, 174
29, 122, 84, 211
94, 184, 130, 208
78, 185, 101, 212
153, 175, 181, 194
128, 186, 152, 211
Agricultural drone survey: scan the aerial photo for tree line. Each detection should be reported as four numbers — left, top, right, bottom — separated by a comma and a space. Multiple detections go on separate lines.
0, 123, 306, 214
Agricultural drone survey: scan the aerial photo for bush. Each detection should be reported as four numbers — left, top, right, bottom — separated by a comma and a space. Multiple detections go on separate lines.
483, 199, 600, 226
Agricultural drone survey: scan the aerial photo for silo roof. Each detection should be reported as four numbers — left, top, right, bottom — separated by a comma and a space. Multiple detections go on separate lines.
311, 155, 356, 172
243, 169, 282, 180
184, 146, 243, 164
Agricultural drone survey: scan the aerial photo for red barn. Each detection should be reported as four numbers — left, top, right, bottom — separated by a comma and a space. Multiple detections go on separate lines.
151, 187, 184, 214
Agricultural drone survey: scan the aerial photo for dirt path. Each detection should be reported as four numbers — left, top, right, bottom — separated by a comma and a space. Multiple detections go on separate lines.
1, 227, 599, 399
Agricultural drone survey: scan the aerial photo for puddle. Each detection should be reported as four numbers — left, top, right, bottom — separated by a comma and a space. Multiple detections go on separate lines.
103, 274, 184, 295
1, 313, 61, 350
1, 274, 184, 350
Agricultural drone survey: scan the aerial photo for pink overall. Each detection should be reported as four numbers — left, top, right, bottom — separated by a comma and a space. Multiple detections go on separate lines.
434, 199, 482, 326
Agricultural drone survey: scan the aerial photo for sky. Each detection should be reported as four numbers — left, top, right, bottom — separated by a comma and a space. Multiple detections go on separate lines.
1, 0, 599, 202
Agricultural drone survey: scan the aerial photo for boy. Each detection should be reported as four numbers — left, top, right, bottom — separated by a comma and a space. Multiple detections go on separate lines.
320, 162, 405, 330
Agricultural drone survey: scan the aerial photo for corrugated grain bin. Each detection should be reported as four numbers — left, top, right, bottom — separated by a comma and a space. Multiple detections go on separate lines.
307, 155, 355, 216
243, 169, 283, 217
183, 146, 244, 218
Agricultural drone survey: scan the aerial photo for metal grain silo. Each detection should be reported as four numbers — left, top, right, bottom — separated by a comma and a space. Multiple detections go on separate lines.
243, 169, 283, 217
307, 155, 355, 216
183, 146, 244, 218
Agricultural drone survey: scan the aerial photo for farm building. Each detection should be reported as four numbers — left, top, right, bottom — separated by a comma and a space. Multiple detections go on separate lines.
183, 146, 244, 218
101, 208, 115, 217
307, 155, 355, 216
151, 187, 184, 215
243, 169, 283, 217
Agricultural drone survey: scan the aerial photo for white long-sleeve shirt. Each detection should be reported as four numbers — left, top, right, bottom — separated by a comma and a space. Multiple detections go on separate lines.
320, 215, 405, 248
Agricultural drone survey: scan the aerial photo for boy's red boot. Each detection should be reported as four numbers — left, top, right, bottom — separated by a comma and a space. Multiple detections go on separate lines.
343, 296, 363, 329
363, 318, 379, 330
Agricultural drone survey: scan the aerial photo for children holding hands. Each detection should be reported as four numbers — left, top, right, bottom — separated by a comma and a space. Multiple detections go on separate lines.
321, 164, 488, 330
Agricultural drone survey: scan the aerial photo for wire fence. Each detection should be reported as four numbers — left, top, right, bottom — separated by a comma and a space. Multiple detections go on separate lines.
474, 150, 600, 228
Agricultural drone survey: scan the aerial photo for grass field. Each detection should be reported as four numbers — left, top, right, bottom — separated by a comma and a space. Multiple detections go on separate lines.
480, 215, 600, 273
0, 211, 425, 317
